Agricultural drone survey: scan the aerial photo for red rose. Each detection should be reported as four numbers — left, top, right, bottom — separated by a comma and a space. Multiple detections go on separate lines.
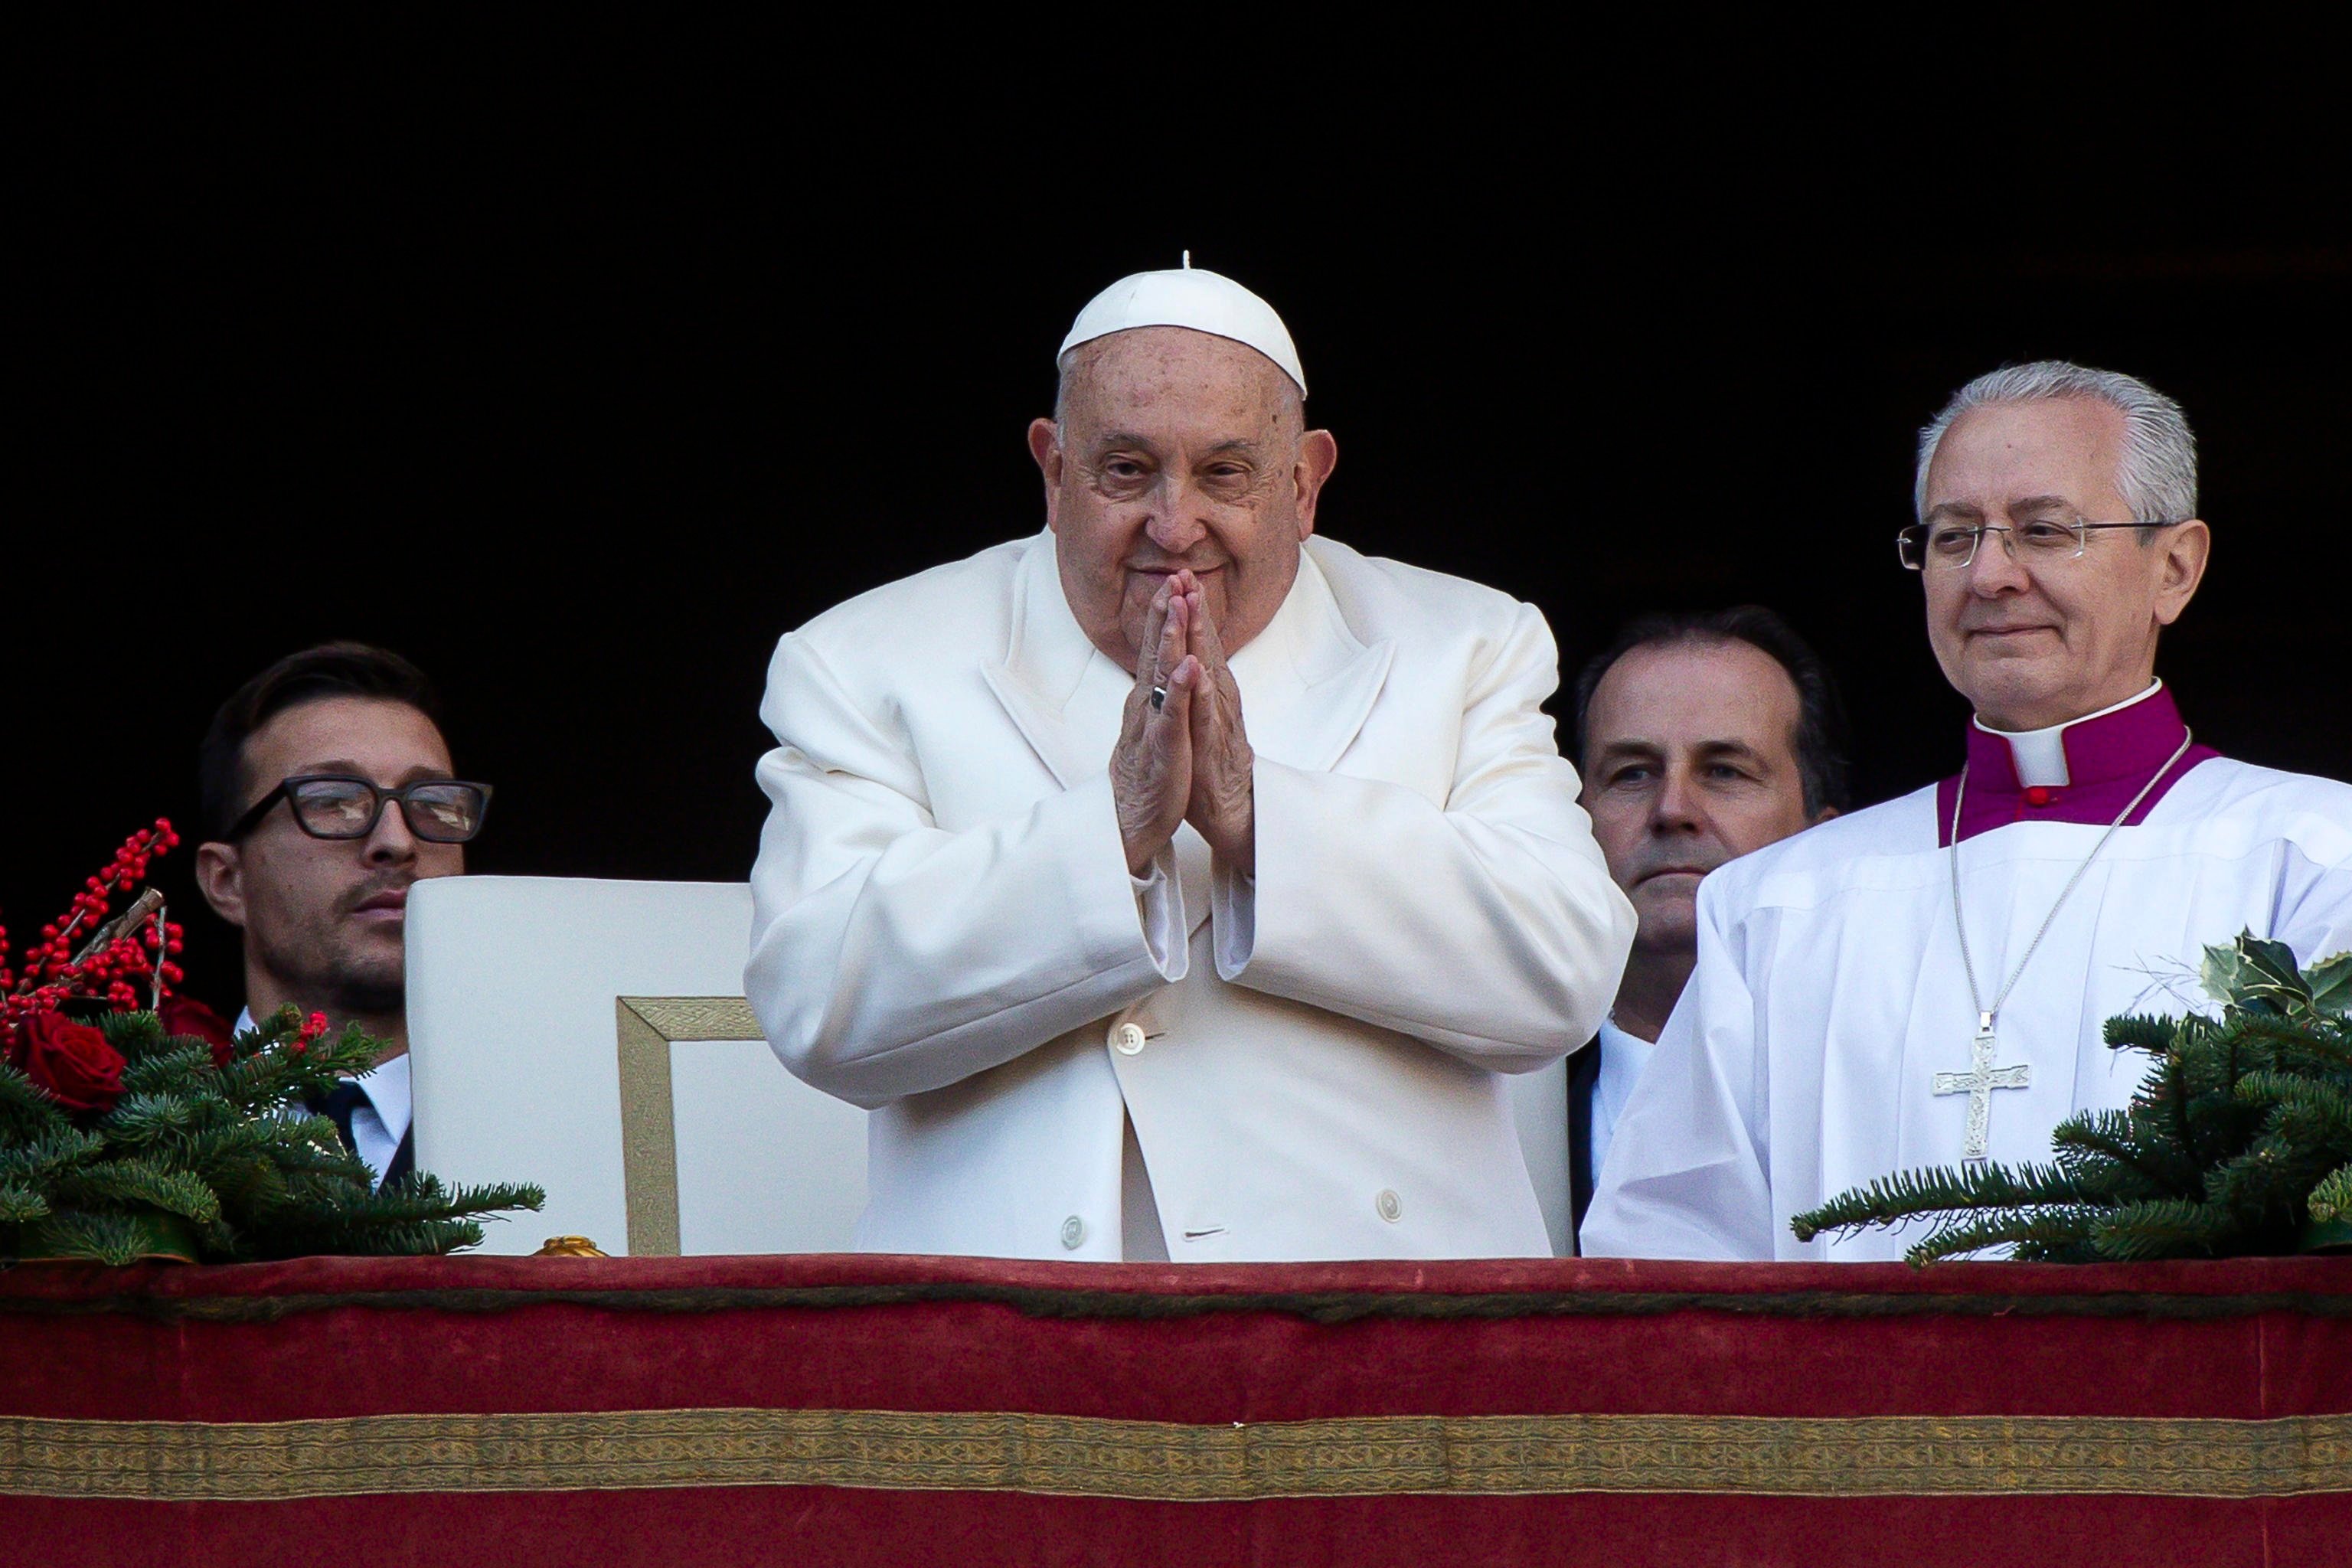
15, 1012, 127, 1112
159, 995, 238, 1069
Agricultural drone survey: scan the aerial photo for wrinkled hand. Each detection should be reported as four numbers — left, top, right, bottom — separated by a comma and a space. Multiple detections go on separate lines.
1179, 575, 1256, 877
1110, 577, 1200, 876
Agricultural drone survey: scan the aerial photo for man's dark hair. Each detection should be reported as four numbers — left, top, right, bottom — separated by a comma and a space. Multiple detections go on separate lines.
198, 642, 446, 842
1572, 606, 1853, 819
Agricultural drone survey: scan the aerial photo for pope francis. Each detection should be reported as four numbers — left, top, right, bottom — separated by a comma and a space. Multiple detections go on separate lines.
746, 262, 1635, 1261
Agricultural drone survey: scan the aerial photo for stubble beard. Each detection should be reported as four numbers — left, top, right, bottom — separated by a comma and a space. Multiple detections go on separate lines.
253, 916, 407, 1022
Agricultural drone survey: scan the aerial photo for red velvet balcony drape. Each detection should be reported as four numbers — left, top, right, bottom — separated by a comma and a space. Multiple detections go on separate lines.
4, 1253, 2348, 1566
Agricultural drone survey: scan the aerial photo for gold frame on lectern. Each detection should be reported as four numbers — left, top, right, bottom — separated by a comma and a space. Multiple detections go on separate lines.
612, 995, 766, 1256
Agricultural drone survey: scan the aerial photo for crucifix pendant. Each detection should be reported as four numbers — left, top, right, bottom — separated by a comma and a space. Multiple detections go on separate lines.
1932, 1011, 2034, 1162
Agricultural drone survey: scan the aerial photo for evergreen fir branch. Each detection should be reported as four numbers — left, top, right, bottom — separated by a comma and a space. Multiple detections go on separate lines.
2202, 1146, 2307, 1223
28, 1210, 154, 1267
0, 1178, 51, 1223
2190, 1014, 2277, 1084
1794, 935, 2352, 1263
2158, 1047, 2201, 1168
211, 1051, 358, 1118
99, 1011, 171, 1063
0, 1124, 106, 1184
2308, 1161, 2352, 1223
2235, 1071, 2352, 1146
2226, 1014, 2352, 1080
209, 1156, 290, 1223
2007, 1236, 2111, 1263
1791, 1161, 2091, 1242
2171, 1024, 2236, 1104
295, 1040, 388, 1083
2050, 1109, 2197, 1195
2050, 1141, 2168, 1202
2178, 1022, 2278, 1165
2220, 1129, 2352, 1221
2103, 1012, 2179, 1058
2089, 1197, 2243, 1261
373, 1173, 547, 1220
175, 1116, 296, 1182
55, 1158, 222, 1226
119, 1045, 217, 1098
0, 1060, 74, 1141
206, 1039, 387, 1119
1904, 1205, 2108, 1265
251, 1216, 492, 1259
97, 1093, 213, 1152
2, 1002, 551, 1263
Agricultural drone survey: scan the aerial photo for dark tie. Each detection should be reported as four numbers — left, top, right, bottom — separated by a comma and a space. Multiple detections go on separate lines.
1569, 1034, 1604, 1233
308, 1082, 414, 1190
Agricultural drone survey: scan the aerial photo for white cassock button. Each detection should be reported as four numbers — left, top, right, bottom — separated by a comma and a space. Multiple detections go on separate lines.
1376, 1190, 1403, 1223
1060, 1215, 1086, 1250
1112, 1022, 1147, 1056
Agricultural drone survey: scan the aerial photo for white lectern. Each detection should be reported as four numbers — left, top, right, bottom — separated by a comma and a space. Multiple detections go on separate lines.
405, 876, 867, 1256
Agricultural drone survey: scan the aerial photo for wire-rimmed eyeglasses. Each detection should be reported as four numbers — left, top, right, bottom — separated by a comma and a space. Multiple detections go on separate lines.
227, 775, 494, 843
1897, 518, 2181, 570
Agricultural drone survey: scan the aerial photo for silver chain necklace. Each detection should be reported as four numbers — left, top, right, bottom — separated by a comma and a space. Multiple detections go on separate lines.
1936, 727, 2195, 1160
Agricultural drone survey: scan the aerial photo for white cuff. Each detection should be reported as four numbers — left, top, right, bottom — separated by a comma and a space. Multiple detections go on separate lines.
1131, 850, 1187, 982
1211, 858, 1256, 980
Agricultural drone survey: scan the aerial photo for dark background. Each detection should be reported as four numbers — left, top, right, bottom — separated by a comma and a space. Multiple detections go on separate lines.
10, 38, 2350, 1011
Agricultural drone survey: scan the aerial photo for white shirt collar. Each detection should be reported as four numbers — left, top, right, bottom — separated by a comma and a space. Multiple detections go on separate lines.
1972, 678, 2164, 789
1589, 1017, 1658, 1185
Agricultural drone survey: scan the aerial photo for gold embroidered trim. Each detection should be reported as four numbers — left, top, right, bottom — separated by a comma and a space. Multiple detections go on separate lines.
613, 996, 766, 1258
5, 1409, 2349, 1503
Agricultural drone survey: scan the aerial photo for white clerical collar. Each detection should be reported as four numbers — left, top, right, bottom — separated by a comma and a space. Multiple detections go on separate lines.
1973, 680, 2165, 789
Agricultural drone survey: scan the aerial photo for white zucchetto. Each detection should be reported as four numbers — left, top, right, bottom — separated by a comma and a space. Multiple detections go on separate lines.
1057, 254, 1306, 397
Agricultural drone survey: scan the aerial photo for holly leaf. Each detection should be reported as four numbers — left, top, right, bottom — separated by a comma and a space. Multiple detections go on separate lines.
2305, 952, 2352, 1019
2203, 931, 2314, 1016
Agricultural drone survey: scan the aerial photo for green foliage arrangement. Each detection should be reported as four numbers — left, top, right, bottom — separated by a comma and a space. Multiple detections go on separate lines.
1, 1004, 544, 1265
1792, 932, 2352, 1264
2, 822, 541, 1264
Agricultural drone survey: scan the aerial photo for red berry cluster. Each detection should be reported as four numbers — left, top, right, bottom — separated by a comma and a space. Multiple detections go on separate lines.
0, 820, 187, 1050
292, 1011, 331, 1055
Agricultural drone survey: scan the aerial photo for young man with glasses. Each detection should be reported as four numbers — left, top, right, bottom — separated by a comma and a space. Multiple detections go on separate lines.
194, 643, 491, 1191
1585, 361, 2352, 1261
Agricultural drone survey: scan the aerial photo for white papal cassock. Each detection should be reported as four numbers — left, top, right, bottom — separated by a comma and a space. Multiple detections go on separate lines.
1583, 684, 2352, 1262
747, 530, 1634, 1262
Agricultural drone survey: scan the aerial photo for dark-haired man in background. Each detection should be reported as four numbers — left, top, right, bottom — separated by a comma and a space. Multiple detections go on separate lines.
1552, 608, 1848, 1243
193, 643, 491, 1191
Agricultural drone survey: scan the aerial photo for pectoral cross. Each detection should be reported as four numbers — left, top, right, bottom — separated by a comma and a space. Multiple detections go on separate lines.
1932, 1014, 2032, 1162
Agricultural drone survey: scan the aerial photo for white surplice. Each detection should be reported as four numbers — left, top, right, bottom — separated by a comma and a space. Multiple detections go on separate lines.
746, 529, 1634, 1262
1582, 754, 2352, 1262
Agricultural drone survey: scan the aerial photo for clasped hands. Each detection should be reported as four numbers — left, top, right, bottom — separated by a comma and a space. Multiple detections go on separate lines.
1111, 570, 1255, 879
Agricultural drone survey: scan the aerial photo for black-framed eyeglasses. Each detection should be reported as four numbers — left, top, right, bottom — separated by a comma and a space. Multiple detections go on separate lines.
227, 775, 495, 843
1897, 518, 2183, 570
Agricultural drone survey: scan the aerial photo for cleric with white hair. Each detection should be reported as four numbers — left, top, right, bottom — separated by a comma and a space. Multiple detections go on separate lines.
746, 260, 1635, 1260
1583, 361, 2352, 1261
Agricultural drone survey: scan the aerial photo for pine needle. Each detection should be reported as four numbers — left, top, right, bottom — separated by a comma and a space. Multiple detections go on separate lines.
1795, 934, 2352, 1264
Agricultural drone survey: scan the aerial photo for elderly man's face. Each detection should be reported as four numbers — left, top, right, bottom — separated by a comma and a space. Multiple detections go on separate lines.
1580, 639, 1825, 956
1028, 327, 1336, 667
198, 697, 466, 1018
1920, 398, 2209, 731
